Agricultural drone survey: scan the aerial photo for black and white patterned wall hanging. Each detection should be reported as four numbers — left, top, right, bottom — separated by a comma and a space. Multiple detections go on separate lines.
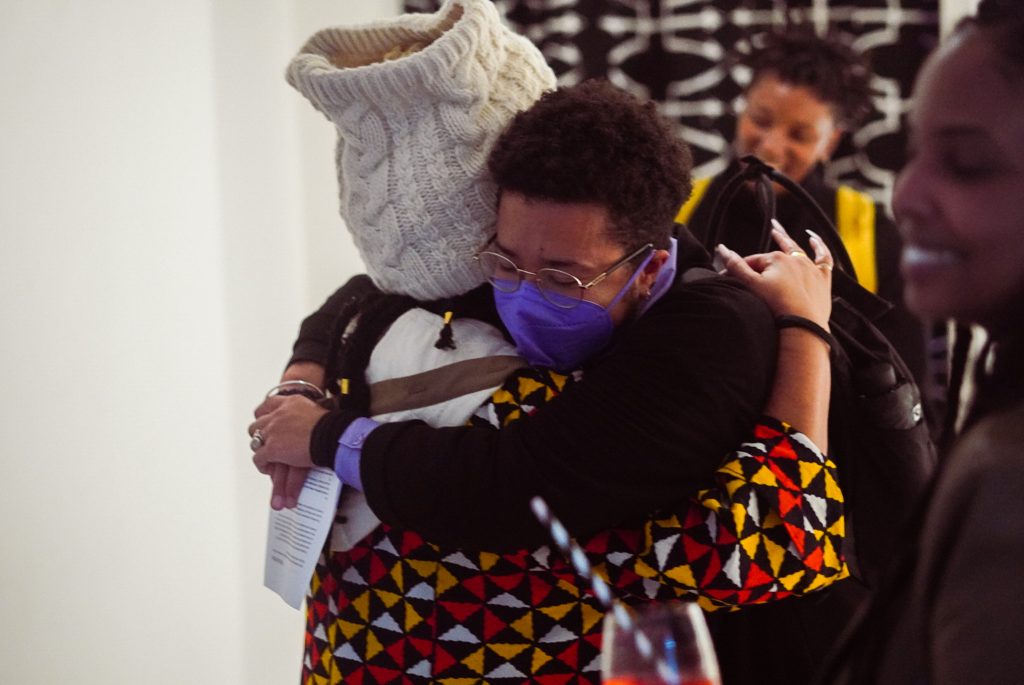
405, 0, 939, 206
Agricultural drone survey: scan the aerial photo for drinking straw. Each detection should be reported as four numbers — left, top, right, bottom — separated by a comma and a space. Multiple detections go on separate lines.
530, 496, 656, 661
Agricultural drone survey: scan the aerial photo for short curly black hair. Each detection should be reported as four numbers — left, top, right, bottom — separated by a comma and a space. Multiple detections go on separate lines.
486, 79, 693, 251
745, 29, 876, 129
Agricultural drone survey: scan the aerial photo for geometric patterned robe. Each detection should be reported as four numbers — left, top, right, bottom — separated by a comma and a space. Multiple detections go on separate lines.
302, 368, 845, 684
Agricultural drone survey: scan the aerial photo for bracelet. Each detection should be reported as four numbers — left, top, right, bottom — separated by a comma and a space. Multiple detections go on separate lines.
266, 379, 326, 400
775, 315, 837, 355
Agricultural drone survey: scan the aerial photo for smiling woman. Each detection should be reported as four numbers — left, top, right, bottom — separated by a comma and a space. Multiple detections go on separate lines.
893, 31, 1024, 328
821, 1, 1024, 682
734, 68, 849, 187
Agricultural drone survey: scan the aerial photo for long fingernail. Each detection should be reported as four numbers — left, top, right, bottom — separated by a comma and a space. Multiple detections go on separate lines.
716, 243, 734, 257
806, 229, 824, 243
770, 218, 790, 235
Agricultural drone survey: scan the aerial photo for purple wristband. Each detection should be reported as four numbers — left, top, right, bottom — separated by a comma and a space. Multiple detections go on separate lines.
334, 417, 379, 491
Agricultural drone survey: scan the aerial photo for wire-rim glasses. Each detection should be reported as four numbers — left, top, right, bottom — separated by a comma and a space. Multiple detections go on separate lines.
475, 242, 654, 309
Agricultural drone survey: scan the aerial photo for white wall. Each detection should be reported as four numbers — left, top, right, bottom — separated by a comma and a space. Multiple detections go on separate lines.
0, 1, 397, 684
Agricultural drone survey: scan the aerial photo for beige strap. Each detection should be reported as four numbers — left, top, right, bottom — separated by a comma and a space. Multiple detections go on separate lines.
369, 355, 527, 416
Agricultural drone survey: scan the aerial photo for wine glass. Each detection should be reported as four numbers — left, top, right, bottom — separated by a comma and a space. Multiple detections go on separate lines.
600, 601, 721, 685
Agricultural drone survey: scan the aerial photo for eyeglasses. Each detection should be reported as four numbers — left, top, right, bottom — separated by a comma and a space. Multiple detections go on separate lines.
475, 242, 654, 309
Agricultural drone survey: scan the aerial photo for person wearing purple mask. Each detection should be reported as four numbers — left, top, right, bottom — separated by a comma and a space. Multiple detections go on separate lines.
254, 79, 783, 550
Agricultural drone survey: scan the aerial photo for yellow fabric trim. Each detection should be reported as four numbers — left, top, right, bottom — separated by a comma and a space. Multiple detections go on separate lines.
836, 185, 878, 293
675, 176, 711, 225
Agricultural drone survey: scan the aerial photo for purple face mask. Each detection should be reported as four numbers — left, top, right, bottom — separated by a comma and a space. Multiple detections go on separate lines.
494, 253, 653, 371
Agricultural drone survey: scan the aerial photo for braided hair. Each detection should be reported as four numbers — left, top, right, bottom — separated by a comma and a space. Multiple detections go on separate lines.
322, 290, 420, 416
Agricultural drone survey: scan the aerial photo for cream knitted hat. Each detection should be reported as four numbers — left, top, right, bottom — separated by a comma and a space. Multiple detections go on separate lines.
287, 0, 556, 301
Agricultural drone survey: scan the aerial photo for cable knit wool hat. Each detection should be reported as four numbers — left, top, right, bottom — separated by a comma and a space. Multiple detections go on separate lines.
287, 0, 556, 301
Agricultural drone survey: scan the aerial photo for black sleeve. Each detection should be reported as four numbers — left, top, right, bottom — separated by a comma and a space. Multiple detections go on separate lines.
287, 274, 378, 369
360, 278, 778, 551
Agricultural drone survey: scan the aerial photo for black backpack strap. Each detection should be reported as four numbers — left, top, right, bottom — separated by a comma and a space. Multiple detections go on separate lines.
704, 155, 861, 280
703, 160, 776, 254
324, 291, 421, 414
832, 268, 894, 323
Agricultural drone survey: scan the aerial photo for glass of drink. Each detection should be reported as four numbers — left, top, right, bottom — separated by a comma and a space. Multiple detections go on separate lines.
600, 601, 721, 685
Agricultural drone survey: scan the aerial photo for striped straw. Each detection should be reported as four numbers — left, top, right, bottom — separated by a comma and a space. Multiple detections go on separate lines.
529, 496, 656, 663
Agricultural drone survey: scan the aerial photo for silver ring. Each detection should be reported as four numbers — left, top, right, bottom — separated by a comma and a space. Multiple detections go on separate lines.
789, 250, 807, 258
818, 262, 834, 272
250, 429, 265, 451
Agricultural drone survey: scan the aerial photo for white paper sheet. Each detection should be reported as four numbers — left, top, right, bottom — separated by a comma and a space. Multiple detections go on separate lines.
263, 467, 342, 609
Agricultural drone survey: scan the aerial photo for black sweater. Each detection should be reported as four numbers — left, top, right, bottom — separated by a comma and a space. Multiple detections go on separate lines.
291, 233, 777, 552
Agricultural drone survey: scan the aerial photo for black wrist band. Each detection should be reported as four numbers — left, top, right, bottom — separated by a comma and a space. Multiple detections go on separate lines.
775, 315, 837, 355
310, 409, 359, 468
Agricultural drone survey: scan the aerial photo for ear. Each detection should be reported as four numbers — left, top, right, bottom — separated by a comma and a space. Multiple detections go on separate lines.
637, 249, 670, 293
821, 126, 846, 161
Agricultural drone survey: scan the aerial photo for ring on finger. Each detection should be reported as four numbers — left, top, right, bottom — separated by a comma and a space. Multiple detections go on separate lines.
789, 250, 807, 258
817, 262, 834, 272
250, 429, 265, 451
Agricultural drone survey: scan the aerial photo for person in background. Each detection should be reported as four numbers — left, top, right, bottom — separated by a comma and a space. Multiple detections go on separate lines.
819, 1, 1024, 681
679, 29, 928, 394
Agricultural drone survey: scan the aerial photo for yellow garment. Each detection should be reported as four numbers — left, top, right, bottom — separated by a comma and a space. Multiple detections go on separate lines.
675, 176, 712, 225
835, 185, 878, 293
